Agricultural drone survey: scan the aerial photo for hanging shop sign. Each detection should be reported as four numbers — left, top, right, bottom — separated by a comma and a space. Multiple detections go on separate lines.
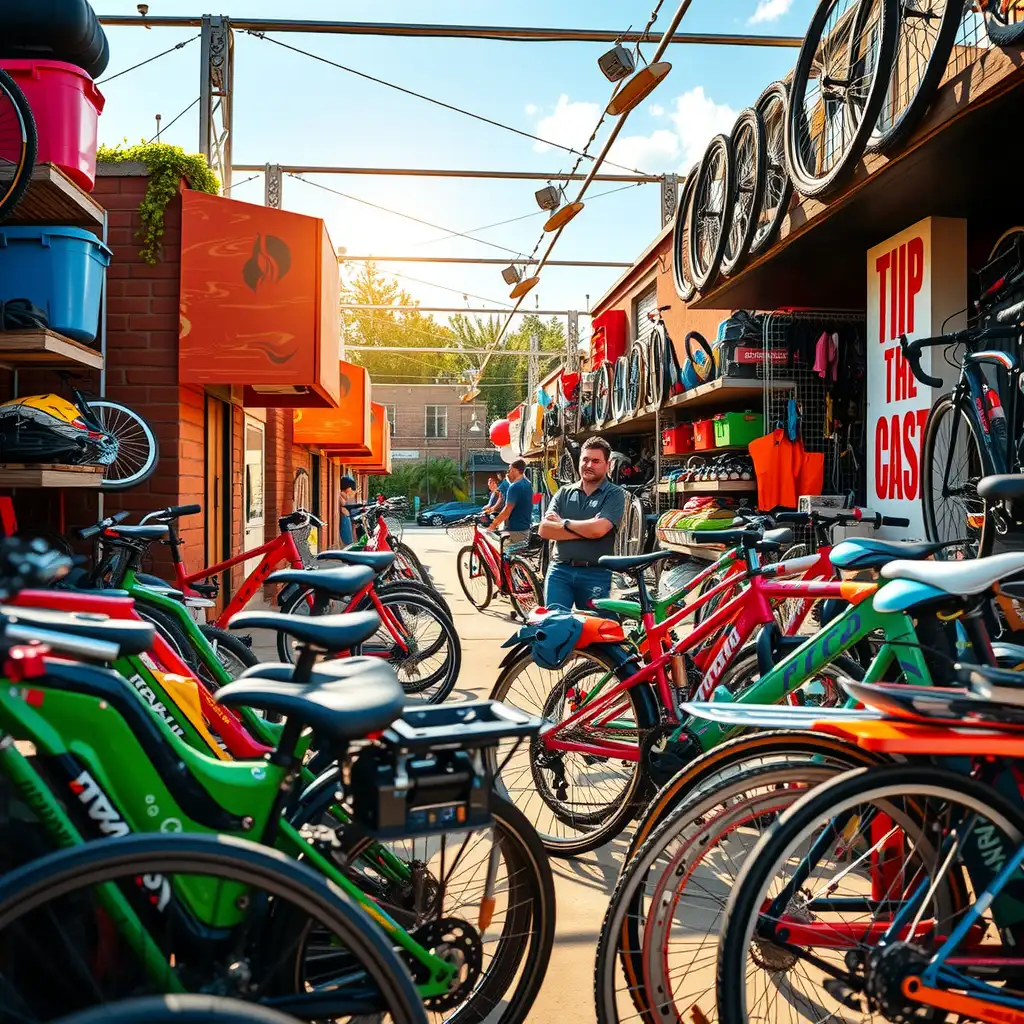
292, 360, 372, 455
866, 217, 966, 535
346, 402, 392, 475
179, 192, 341, 408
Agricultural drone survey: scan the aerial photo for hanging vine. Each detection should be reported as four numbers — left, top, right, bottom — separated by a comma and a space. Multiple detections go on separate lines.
97, 142, 220, 264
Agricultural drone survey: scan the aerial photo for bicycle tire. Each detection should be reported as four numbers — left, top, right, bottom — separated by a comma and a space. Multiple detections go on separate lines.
671, 165, 700, 302
507, 554, 542, 621
784, 0, 899, 199
199, 624, 257, 681
488, 646, 662, 856
611, 354, 629, 421
133, 598, 198, 670
626, 343, 645, 415
0, 832, 427, 1024
0, 68, 37, 223
983, 0, 1024, 44
383, 540, 429, 585
720, 107, 766, 278
82, 399, 160, 491
716, 763, 1015, 1024
749, 81, 793, 258
922, 392, 994, 555
595, 362, 613, 428
688, 134, 734, 293
53, 995, 305, 1024
457, 543, 493, 610
377, 576, 454, 623
683, 330, 717, 384
867, 0, 963, 153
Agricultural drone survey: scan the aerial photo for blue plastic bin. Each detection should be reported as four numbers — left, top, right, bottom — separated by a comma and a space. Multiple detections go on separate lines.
0, 225, 112, 344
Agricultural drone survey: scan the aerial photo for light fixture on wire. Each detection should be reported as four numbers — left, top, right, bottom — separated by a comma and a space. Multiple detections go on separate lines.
607, 61, 671, 116
501, 264, 522, 286
461, 387, 481, 404
534, 185, 561, 211
598, 43, 636, 83
469, 414, 483, 434
544, 201, 584, 232
510, 276, 540, 300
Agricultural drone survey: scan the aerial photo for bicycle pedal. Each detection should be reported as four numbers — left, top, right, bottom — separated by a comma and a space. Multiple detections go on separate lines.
823, 979, 862, 1012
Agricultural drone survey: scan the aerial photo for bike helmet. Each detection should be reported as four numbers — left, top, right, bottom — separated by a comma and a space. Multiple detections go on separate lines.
0, 395, 116, 466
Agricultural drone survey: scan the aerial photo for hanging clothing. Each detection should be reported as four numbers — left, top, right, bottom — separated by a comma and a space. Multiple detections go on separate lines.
749, 429, 825, 511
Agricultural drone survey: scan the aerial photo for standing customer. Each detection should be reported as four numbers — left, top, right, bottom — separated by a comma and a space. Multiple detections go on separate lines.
538, 436, 625, 611
480, 473, 504, 524
338, 474, 358, 546
486, 459, 533, 546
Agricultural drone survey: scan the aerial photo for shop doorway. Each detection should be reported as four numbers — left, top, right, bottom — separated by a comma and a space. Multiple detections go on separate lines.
204, 396, 231, 612
243, 417, 265, 578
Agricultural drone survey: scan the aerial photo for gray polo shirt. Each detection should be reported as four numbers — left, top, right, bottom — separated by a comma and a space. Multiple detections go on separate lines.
549, 479, 626, 565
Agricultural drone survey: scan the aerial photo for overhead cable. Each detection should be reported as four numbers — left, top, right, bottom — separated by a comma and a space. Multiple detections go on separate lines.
147, 97, 200, 143
98, 33, 200, 84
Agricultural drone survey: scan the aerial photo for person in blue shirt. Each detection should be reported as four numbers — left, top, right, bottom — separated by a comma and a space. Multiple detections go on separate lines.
338, 474, 357, 546
487, 459, 533, 546
479, 474, 505, 525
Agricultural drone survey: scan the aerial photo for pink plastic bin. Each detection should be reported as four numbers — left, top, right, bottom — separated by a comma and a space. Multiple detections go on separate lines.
1, 60, 105, 192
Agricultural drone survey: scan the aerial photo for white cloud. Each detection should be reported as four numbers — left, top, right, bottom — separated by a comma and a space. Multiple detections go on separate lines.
666, 87, 739, 168
524, 103, 538, 116
649, 103, 665, 117
609, 129, 679, 172
748, 0, 794, 24
532, 94, 601, 153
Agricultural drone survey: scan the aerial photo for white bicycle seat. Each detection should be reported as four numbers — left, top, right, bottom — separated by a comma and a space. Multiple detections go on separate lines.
880, 551, 1024, 595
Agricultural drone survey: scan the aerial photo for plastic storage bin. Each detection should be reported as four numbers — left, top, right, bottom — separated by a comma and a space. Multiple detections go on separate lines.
0, 226, 111, 343
713, 410, 764, 448
662, 423, 694, 455
1, 60, 105, 191
693, 418, 715, 450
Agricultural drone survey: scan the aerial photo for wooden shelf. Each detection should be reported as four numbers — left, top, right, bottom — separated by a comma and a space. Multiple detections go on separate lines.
0, 463, 104, 488
665, 378, 793, 413
661, 445, 749, 458
0, 330, 103, 370
8, 165, 104, 230
658, 480, 755, 495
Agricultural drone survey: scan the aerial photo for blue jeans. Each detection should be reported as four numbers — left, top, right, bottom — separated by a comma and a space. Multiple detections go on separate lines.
544, 562, 612, 613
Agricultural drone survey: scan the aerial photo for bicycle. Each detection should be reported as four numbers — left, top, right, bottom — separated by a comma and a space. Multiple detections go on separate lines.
453, 517, 542, 621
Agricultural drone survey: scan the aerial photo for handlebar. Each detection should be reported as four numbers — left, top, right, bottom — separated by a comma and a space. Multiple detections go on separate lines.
2, 621, 120, 663
773, 507, 909, 532
278, 508, 325, 531
900, 321, 1021, 389
78, 510, 130, 540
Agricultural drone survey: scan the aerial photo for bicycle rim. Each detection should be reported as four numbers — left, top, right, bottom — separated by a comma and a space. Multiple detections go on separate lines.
749, 82, 792, 258
86, 400, 160, 490
0, 68, 36, 221
507, 557, 541, 621
457, 544, 492, 610
720, 108, 765, 278
672, 167, 699, 302
688, 134, 733, 293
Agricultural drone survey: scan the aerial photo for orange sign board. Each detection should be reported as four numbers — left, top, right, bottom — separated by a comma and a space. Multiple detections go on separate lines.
292, 361, 371, 454
179, 191, 340, 408
346, 402, 391, 474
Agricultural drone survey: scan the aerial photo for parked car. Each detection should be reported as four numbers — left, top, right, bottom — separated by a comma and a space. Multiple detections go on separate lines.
417, 501, 485, 527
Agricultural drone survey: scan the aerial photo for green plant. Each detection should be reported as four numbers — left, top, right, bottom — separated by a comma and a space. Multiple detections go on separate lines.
97, 141, 220, 264
414, 458, 466, 504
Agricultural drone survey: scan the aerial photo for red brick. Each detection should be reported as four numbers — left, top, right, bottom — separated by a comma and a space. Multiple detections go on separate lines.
151, 280, 179, 297
107, 263, 131, 279
149, 298, 179, 315
126, 367, 176, 385
122, 280, 152, 297
130, 262, 179, 279
126, 314, 174, 332
107, 296, 150, 315
109, 332, 150, 349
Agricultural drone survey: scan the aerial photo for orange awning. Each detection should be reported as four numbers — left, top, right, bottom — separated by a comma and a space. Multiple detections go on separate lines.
179, 191, 340, 408
293, 360, 371, 454
346, 402, 391, 474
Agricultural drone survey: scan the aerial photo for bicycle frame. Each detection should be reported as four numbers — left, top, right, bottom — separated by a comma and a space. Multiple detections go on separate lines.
473, 523, 520, 594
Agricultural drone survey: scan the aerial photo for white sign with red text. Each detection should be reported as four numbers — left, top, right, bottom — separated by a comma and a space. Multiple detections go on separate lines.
866, 217, 966, 536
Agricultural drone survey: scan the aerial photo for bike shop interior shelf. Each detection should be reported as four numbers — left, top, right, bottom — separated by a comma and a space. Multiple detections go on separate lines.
0, 463, 103, 488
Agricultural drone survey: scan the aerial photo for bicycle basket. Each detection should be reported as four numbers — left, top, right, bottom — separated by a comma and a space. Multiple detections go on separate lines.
287, 522, 318, 568
446, 519, 476, 545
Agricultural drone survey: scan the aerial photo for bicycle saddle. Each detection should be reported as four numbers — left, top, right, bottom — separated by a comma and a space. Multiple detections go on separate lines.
227, 609, 380, 652
215, 672, 405, 742
830, 537, 947, 571
763, 527, 794, 547
1, 606, 155, 657
691, 527, 782, 553
237, 655, 396, 686
105, 525, 169, 543
598, 550, 673, 573
266, 565, 374, 598
978, 475, 1024, 502
881, 551, 1024, 595
317, 550, 396, 573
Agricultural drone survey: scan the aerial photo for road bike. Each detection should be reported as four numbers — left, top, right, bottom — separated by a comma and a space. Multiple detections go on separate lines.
452, 517, 542, 621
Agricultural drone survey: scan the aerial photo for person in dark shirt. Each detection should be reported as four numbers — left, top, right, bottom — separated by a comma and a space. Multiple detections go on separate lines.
538, 436, 625, 611
339, 474, 357, 546
487, 459, 533, 546
480, 474, 504, 525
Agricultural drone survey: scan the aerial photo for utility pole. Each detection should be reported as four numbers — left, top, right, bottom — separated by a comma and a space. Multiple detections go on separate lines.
566, 311, 580, 374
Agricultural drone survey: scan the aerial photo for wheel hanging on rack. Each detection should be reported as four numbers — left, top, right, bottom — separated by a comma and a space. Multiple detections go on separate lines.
749, 81, 793, 259
0, 69, 37, 224
867, 0, 963, 154
672, 165, 700, 302
611, 355, 629, 421
687, 134, 735, 294
594, 362, 613, 428
645, 323, 670, 412
626, 342, 646, 416
980, 0, 1024, 44
720, 107, 766, 278
784, 0, 898, 199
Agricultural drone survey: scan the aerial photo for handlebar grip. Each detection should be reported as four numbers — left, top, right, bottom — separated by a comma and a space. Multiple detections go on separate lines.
167, 504, 201, 518
995, 297, 1024, 325
899, 334, 943, 389
881, 515, 910, 528
78, 510, 130, 539
774, 511, 810, 524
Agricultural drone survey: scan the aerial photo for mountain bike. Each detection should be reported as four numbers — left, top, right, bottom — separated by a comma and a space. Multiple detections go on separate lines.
452, 517, 542, 621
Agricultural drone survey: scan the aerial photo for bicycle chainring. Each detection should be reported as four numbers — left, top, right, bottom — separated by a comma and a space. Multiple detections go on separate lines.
411, 917, 484, 1011
642, 724, 699, 788
864, 942, 932, 1022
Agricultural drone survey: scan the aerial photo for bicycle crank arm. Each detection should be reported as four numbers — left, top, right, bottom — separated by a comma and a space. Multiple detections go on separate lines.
902, 975, 1024, 1023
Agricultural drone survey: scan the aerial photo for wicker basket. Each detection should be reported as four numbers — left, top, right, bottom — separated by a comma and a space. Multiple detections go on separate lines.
446, 519, 477, 545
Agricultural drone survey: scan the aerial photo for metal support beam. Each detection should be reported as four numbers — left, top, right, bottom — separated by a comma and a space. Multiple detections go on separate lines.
339, 256, 632, 267
527, 330, 539, 403
100, 16, 803, 48
344, 345, 555, 355
661, 173, 679, 227
199, 15, 233, 192
232, 163, 660, 183
343, 305, 584, 315
567, 310, 580, 375
264, 163, 282, 208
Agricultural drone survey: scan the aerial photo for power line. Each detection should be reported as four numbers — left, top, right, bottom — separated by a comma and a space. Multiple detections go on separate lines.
289, 175, 531, 259
98, 34, 200, 83
246, 31, 649, 176
223, 173, 259, 193
147, 97, 200, 143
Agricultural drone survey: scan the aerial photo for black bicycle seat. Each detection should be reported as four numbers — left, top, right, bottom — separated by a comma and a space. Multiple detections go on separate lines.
237, 655, 394, 686
1, 606, 155, 657
106, 525, 169, 543
763, 527, 794, 547
216, 671, 405, 741
830, 537, 947, 571
694, 527, 768, 551
979, 475, 1024, 502
227, 609, 380, 652
267, 566, 374, 599
598, 550, 673, 573
317, 550, 396, 573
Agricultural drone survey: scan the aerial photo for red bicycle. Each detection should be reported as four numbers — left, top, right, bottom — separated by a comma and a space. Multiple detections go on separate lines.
452, 517, 542, 621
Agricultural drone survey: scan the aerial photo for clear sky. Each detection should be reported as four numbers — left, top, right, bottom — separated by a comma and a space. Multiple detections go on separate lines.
95, 0, 817, 324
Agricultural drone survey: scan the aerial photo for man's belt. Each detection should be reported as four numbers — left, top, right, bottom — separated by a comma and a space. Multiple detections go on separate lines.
562, 560, 604, 568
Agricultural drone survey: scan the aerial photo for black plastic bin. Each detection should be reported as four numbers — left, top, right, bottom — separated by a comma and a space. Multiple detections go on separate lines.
0, 0, 109, 80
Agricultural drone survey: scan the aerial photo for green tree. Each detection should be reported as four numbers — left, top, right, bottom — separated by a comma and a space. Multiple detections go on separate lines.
414, 458, 466, 504
369, 464, 419, 502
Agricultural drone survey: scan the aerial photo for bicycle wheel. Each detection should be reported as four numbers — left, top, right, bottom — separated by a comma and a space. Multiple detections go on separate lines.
85, 399, 160, 491
488, 647, 662, 856
378, 577, 454, 624
0, 832, 426, 1023
626, 343, 645, 415
717, 763, 1017, 1024
672, 165, 700, 302
922, 392, 994, 554
595, 362, 613, 427
507, 555, 542, 621
749, 82, 793, 258
199, 624, 257, 680
720, 107, 766, 278
645, 326, 666, 412
868, 0, 963, 153
384, 540, 430, 585
457, 544, 493, 610
134, 599, 198, 670
0, 68, 36, 223
785, 0, 899, 199
688, 134, 734, 293
53, 995, 305, 1024
982, 0, 1024, 43
596, 762, 845, 1024
611, 355, 629, 421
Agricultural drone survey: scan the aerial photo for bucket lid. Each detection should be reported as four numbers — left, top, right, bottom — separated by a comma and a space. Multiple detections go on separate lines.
0, 224, 111, 256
